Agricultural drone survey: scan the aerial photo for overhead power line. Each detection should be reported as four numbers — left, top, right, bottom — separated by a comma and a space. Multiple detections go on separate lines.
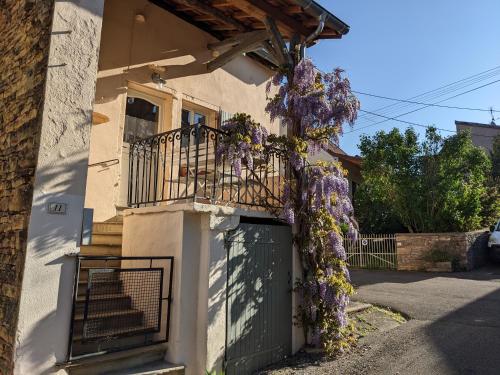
354, 65, 500, 125
348, 110, 454, 134
352, 90, 499, 113
346, 109, 498, 139
349, 79, 500, 133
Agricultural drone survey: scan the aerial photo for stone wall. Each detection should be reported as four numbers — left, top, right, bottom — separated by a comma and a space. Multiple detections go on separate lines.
396, 230, 490, 271
0, 1, 54, 373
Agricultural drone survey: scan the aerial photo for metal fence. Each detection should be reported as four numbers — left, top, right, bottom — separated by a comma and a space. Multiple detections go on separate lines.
344, 234, 397, 269
67, 256, 174, 360
128, 123, 289, 209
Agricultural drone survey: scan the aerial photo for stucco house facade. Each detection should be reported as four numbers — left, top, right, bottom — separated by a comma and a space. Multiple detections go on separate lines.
0, 1, 350, 374
455, 120, 500, 154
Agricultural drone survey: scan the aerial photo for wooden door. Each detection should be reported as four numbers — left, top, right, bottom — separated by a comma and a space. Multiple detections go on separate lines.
226, 222, 292, 375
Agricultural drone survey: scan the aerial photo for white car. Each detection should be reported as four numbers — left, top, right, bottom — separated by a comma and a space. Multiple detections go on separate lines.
489, 220, 500, 256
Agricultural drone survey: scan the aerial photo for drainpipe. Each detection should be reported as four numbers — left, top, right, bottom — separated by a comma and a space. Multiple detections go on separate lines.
290, 0, 350, 35
300, 12, 326, 59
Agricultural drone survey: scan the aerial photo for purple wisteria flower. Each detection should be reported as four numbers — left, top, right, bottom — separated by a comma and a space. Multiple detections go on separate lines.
216, 114, 269, 177
264, 58, 360, 353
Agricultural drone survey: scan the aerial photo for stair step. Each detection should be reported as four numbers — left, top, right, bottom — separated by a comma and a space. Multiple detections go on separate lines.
93, 222, 123, 235
81, 244, 122, 257
76, 293, 129, 302
104, 215, 124, 223
92, 234, 123, 245
72, 324, 154, 342
78, 269, 122, 283
75, 294, 132, 315
103, 360, 185, 375
63, 343, 168, 375
79, 259, 121, 268
74, 309, 142, 321
78, 279, 123, 295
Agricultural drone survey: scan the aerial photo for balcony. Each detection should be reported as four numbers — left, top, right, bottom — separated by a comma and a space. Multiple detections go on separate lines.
127, 124, 289, 210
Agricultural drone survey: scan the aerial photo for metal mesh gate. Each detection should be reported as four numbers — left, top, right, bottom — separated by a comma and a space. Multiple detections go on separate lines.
68, 256, 174, 360
83, 268, 163, 341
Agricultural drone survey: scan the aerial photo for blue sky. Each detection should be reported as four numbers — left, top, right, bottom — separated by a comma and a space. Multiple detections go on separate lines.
309, 0, 500, 155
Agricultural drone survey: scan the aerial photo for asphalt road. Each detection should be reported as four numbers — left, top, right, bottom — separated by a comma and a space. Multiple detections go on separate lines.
263, 267, 500, 375
347, 267, 500, 375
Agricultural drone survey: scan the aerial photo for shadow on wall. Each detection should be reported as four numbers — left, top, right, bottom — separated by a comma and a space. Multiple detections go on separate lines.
28, 151, 90, 258
207, 255, 226, 328
94, 0, 269, 104
54, 0, 103, 17
15, 258, 75, 374
425, 287, 500, 373
15, 148, 90, 370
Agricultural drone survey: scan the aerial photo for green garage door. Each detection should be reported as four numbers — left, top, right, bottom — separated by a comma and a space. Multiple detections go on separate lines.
226, 223, 292, 375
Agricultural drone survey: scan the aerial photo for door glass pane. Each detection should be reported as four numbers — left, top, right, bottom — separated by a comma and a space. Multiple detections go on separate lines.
193, 113, 206, 143
181, 109, 191, 147
181, 109, 190, 126
124, 97, 159, 143
193, 113, 206, 125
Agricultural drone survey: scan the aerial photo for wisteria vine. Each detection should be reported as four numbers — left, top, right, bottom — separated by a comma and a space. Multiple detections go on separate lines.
218, 58, 360, 354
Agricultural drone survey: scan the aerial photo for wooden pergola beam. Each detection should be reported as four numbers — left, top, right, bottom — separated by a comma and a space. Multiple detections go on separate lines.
207, 30, 269, 50
207, 30, 270, 72
264, 16, 292, 66
261, 40, 283, 65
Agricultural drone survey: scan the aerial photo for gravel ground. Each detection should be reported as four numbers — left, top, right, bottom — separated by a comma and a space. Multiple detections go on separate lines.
258, 306, 406, 375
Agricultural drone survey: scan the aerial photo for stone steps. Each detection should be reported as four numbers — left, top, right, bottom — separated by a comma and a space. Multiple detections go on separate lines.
103, 360, 185, 375
64, 344, 184, 375
80, 244, 122, 257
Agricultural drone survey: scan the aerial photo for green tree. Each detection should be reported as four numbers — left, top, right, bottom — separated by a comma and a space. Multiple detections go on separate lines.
355, 128, 492, 233
355, 128, 419, 233
481, 134, 500, 226
492, 134, 500, 179
435, 131, 491, 231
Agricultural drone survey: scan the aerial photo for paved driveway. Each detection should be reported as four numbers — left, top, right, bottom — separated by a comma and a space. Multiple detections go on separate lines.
346, 267, 500, 375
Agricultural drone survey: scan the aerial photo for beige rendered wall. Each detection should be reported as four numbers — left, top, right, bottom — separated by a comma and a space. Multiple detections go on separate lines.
122, 206, 227, 375
13, 1, 105, 374
121, 205, 300, 374
86, 0, 278, 221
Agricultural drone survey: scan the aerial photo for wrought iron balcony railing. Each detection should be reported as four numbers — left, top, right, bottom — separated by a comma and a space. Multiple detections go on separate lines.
127, 124, 289, 209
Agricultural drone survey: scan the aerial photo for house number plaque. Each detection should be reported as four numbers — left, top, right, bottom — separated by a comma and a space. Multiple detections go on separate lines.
48, 202, 67, 215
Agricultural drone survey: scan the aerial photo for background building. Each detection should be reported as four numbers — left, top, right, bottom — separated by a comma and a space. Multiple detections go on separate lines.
455, 120, 500, 153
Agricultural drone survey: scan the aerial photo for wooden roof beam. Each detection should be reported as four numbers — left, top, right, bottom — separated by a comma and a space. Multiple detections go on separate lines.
286, 5, 302, 14
211, 0, 233, 7
212, 24, 239, 31
176, 0, 248, 32
228, 0, 312, 37
233, 11, 255, 19
194, 14, 217, 21
176, 5, 194, 11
